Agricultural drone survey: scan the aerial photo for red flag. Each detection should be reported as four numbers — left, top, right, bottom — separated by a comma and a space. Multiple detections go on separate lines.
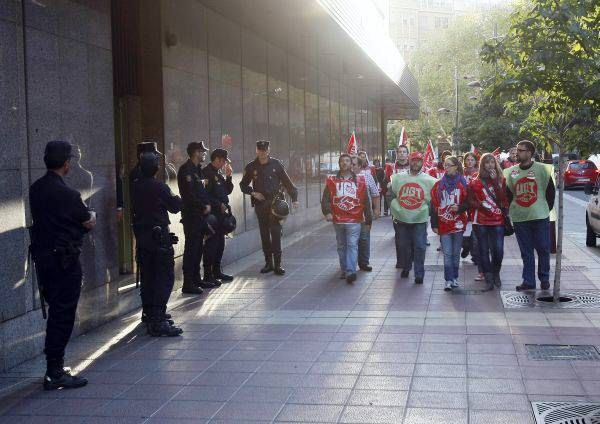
470, 144, 480, 157
423, 141, 435, 169
492, 147, 501, 158
398, 127, 408, 147
346, 132, 358, 155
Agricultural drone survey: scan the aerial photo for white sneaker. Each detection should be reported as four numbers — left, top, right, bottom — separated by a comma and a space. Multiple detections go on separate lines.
451, 279, 460, 288
444, 281, 453, 291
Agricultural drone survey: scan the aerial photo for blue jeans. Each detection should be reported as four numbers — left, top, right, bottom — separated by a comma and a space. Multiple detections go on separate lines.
393, 221, 427, 279
334, 223, 361, 274
514, 218, 550, 286
358, 223, 370, 267
473, 225, 504, 274
440, 232, 463, 282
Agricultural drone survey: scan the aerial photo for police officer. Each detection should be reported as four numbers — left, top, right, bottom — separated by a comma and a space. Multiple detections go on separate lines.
129, 140, 160, 190
29, 140, 96, 390
131, 142, 184, 337
202, 148, 234, 284
177, 141, 212, 294
240, 140, 299, 275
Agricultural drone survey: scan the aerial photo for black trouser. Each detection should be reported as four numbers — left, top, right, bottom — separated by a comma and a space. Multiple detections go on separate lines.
136, 230, 175, 318
203, 215, 225, 270
182, 216, 204, 282
36, 252, 82, 362
255, 202, 282, 256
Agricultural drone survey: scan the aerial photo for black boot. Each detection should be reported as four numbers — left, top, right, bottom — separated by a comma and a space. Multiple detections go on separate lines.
182, 277, 204, 294
483, 272, 495, 291
147, 319, 183, 337
260, 255, 274, 273
200, 269, 222, 288
493, 268, 502, 288
274, 253, 285, 275
44, 359, 87, 391
213, 264, 233, 282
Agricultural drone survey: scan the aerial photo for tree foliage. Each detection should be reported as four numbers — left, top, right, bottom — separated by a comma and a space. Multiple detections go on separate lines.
481, 0, 600, 154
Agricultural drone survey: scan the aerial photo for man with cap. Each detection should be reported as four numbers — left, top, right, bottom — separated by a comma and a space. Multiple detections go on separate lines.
390, 151, 436, 284
131, 143, 184, 337
240, 140, 299, 275
202, 148, 234, 284
29, 140, 97, 390
177, 141, 212, 294
129, 140, 162, 190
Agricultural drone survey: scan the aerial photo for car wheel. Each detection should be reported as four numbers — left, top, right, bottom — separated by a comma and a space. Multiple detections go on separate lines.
586, 214, 597, 247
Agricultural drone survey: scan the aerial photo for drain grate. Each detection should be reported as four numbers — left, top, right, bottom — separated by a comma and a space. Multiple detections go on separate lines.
525, 344, 600, 361
501, 291, 600, 309
532, 401, 600, 424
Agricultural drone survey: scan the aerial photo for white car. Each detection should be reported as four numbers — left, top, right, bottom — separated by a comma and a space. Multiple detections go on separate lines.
585, 179, 600, 247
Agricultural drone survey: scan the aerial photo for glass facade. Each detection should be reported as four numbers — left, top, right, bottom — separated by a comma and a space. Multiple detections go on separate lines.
162, 0, 385, 244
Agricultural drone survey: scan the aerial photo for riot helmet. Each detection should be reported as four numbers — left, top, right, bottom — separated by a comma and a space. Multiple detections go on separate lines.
272, 198, 290, 219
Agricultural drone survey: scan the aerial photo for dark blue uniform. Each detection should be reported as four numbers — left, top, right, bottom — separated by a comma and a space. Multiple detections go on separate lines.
29, 171, 91, 363
131, 175, 182, 319
239, 157, 298, 259
202, 163, 234, 273
177, 159, 210, 285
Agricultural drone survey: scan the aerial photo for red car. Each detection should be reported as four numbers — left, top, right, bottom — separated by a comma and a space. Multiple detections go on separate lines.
564, 160, 599, 189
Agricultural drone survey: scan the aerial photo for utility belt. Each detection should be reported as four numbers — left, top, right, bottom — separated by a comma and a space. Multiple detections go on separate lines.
32, 238, 82, 266
133, 224, 178, 249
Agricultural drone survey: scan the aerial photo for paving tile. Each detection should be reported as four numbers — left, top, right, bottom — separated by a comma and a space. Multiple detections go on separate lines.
523, 379, 585, 396
414, 363, 466, 378
287, 388, 351, 405
468, 393, 531, 411
403, 407, 468, 424
308, 361, 363, 375
275, 404, 343, 422
258, 361, 313, 374
467, 365, 522, 379
173, 385, 238, 402
119, 384, 182, 400
408, 390, 468, 409
412, 377, 467, 392
420, 343, 466, 353
346, 389, 408, 407
213, 401, 283, 421
468, 378, 525, 394
299, 374, 358, 389
339, 405, 405, 423
417, 352, 467, 365
91, 399, 166, 418
361, 362, 415, 376
153, 400, 224, 419
228, 386, 293, 403
469, 410, 535, 424
354, 375, 411, 391
190, 372, 251, 387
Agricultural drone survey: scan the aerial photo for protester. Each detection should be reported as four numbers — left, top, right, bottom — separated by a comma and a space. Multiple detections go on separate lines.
353, 155, 380, 271
322, 154, 372, 283
428, 150, 452, 179
373, 159, 386, 215
469, 153, 508, 289
462, 152, 484, 281
390, 152, 436, 284
501, 147, 518, 169
431, 156, 469, 291
504, 140, 555, 291
384, 145, 411, 216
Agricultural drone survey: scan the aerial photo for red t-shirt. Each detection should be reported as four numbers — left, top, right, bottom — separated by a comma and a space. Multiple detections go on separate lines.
325, 175, 368, 224
469, 177, 507, 226
431, 180, 469, 234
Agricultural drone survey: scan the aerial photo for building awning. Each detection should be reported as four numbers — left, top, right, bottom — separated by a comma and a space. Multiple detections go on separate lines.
198, 0, 419, 120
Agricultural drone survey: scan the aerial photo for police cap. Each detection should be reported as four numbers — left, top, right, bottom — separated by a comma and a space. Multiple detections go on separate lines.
256, 140, 270, 150
187, 141, 209, 156
44, 140, 74, 169
137, 141, 163, 156
211, 148, 231, 163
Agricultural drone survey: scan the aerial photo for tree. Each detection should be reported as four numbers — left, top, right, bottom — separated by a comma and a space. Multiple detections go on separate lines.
482, 0, 600, 302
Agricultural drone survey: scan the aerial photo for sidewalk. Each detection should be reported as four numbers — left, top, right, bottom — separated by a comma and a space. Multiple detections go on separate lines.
1, 214, 600, 423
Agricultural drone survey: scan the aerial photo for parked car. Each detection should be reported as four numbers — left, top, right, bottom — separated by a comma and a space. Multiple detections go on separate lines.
585, 179, 600, 247
564, 160, 599, 189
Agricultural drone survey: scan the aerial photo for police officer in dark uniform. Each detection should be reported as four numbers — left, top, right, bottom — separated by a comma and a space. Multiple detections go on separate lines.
29, 140, 96, 390
131, 143, 184, 337
202, 148, 234, 284
177, 141, 213, 294
240, 140, 299, 275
